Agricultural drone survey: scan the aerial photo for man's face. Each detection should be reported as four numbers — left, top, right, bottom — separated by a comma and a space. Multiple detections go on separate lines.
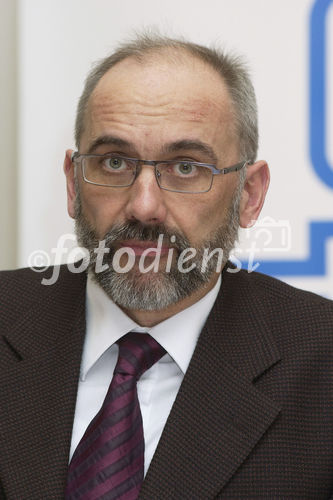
67, 53, 248, 312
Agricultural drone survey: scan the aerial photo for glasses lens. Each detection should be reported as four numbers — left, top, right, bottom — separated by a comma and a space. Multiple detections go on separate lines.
158, 162, 213, 193
82, 156, 136, 187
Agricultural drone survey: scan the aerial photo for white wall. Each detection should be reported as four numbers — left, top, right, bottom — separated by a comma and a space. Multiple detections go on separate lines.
0, 0, 17, 269
12, 0, 333, 297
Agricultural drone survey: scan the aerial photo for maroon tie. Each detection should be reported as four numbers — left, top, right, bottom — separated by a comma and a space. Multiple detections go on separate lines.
65, 332, 166, 500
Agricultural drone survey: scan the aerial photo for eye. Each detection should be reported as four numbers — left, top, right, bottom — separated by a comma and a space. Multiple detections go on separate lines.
173, 161, 197, 176
102, 157, 127, 171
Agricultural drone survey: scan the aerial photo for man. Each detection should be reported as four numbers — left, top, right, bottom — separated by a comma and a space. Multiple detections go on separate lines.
1, 34, 333, 499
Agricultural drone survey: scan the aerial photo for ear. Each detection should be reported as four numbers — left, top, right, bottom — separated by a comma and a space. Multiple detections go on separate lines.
239, 160, 270, 228
63, 149, 76, 219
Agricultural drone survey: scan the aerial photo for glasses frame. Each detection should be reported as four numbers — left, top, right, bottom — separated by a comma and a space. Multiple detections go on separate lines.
71, 151, 249, 194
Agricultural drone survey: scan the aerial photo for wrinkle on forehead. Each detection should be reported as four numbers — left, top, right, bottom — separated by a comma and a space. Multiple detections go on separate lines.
89, 93, 229, 124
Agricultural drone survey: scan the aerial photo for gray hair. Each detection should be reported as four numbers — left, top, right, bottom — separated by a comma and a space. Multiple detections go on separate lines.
75, 32, 258, 166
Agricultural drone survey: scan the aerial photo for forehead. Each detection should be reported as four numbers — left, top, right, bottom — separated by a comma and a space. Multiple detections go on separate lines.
83, 52, 236, 156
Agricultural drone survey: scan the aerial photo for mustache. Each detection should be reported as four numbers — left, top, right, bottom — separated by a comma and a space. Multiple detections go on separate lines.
101, 221, 191, 252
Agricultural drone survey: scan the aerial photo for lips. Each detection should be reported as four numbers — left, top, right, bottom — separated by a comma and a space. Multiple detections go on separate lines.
117, 240, 171, 257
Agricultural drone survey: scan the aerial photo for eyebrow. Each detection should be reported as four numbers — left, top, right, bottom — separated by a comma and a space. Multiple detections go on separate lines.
87, 136, 134, 154
161, 140, 218, 164
87, 135, 218, 163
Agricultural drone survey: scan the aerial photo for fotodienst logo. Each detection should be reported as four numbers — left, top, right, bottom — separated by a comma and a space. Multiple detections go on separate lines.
27, 216, 293, 285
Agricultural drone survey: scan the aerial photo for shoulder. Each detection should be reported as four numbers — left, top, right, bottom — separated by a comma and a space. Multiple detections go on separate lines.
222, 267, 333, 352
224, 265, 332, 308
0, 265, 87, 321
0, 264, 86, 291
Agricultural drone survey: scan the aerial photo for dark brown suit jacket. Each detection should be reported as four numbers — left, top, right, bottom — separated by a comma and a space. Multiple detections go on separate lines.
1, 264, 333, 499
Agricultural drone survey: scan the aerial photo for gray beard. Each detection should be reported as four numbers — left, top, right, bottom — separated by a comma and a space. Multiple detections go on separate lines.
74, 189, 241, 311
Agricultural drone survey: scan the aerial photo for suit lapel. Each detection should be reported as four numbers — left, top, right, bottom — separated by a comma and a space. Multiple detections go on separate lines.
0, 268, 87, 499
139, 269, 282, 499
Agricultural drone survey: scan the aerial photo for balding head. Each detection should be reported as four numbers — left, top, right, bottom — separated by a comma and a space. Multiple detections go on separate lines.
75, 33, 258, 163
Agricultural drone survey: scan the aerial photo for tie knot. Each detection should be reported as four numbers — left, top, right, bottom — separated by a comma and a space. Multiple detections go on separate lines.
114, 332, 166, 379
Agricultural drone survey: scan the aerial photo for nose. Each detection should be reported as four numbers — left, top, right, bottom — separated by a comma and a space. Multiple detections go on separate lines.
124, 165, 167, 225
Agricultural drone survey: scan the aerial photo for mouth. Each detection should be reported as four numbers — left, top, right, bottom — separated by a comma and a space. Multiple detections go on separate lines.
117, 239, 173, 257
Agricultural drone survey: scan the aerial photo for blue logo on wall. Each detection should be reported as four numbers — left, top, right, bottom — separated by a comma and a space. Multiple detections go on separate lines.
247, 0, 333, 277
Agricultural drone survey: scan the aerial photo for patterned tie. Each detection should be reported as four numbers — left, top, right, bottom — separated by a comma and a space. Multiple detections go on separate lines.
65, 332, 166, 500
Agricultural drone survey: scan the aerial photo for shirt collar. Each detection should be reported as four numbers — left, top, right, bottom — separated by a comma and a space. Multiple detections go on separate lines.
82, 274, 221, 379
150, 278, 221, 373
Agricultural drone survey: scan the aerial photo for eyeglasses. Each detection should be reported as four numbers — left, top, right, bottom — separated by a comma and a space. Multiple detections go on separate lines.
71, 152, 249, 194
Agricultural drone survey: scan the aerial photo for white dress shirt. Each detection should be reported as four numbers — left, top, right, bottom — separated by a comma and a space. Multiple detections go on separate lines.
70, 274, 221, 475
